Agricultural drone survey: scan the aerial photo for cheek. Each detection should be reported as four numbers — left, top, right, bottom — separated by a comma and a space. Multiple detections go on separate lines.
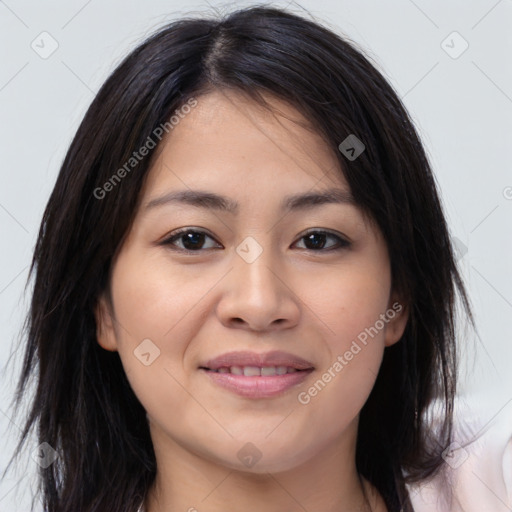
294, 311, 386, 454
106, 256, 204, 433
298, 264, 390, 406
109, 250, 217, 345
306, 262, 391, 347
107, 248, 247, 415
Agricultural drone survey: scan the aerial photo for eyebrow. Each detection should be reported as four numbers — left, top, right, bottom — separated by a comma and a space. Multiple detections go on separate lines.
144, 188, 355, 214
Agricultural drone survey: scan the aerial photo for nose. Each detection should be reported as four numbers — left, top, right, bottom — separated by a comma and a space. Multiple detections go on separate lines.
216, 243, 301, 332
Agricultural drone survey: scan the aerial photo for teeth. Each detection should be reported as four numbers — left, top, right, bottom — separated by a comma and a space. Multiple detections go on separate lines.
243, 366, 261, 376
212, 365, 302, 375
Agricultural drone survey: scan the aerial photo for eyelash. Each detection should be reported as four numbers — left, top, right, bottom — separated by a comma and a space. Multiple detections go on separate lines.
160, 228, 351, 253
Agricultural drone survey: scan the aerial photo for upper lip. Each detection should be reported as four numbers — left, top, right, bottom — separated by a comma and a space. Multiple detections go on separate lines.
200, 350, 315, 371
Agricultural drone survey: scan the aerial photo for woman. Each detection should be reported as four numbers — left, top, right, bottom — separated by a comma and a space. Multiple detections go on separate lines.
7, 5, 473, 511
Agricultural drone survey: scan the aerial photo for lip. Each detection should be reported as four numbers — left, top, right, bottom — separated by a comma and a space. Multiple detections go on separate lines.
200, 367, 314, 398
198, 350, 315, 399
199, 350, 315, 371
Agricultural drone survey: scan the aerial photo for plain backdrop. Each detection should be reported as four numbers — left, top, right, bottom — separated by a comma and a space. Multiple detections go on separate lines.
1, 1, 511, 510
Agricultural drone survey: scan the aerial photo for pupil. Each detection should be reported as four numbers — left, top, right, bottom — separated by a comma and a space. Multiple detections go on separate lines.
306, 233, 325, 249
183, 232, 204, 250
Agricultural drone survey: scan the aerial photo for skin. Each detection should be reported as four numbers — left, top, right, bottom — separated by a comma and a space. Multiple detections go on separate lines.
96, 89, 409, 512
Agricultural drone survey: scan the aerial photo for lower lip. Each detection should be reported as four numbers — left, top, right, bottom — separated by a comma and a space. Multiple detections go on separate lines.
200, 369, 314, 398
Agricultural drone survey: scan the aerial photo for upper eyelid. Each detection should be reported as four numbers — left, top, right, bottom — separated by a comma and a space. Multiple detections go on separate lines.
164, 227, 219, 243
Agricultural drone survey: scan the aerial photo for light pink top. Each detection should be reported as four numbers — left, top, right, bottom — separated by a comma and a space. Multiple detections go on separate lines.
409, 396, 512, 511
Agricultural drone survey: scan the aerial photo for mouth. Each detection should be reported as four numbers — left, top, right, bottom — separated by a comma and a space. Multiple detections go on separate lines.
198, 350, 315, 398
199, 349, 315, 372
199, 365, 311, 375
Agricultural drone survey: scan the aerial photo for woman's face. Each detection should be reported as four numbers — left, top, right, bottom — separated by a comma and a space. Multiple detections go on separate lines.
96, 90, 408, 474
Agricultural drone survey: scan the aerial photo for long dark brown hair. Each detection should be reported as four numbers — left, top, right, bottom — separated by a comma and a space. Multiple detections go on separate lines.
5, 4, 473, 511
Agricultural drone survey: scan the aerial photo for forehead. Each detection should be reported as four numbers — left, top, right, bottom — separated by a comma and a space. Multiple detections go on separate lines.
143, 89, 349, 199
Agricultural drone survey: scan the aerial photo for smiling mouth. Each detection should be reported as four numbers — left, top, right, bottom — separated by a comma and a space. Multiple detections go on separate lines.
199, 365, 311, 376
199, 365, 314, 398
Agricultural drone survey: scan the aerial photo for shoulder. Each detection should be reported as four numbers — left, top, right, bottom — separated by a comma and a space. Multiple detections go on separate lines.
408, 395, 512, 512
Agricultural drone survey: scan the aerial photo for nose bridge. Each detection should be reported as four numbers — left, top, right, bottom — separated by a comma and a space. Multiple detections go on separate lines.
233, 234, 282, 300
216, 234, 300, 330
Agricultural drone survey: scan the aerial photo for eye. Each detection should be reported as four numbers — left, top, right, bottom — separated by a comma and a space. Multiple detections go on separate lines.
293, 230, 350, 251
160, 228, 350, 253
160, 228, 221, 252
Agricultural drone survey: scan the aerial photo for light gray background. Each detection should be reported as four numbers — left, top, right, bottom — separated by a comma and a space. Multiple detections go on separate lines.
1, 1, 511, 510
